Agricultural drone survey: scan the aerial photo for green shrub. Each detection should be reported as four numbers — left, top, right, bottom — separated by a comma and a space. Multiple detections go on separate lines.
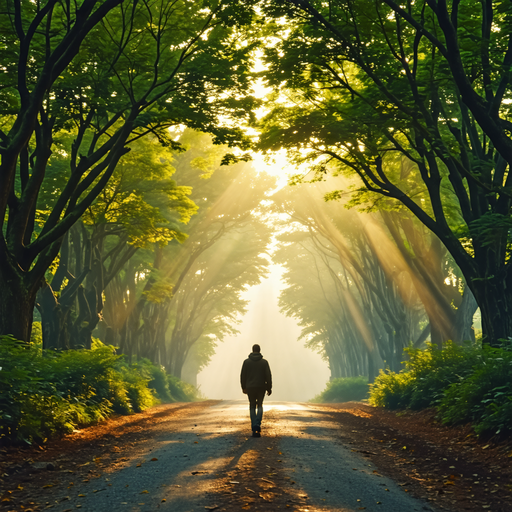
167, 375, 202, 402
0, 336, 200, 444
148, 364, 174, 402
367, 342, 512, 437
118, 366, 156, 413
129, 359, 174, 403
438, 347, 512, 435
368, 371, 415, 408
369, 342, 482, 410
311, 376, 369, 403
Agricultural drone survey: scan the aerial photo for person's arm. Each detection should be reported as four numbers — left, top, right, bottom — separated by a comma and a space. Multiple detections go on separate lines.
265, 361, 272, 395
241, 360, 247, 393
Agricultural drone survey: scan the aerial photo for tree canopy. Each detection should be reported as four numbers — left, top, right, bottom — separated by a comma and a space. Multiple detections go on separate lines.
259, 0, 512, 345
0, 0, 259, 341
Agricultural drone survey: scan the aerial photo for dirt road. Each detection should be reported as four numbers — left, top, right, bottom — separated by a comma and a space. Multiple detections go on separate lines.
2, 401, 439, 512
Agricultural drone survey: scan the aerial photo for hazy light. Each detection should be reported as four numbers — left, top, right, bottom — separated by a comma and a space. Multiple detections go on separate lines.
198, 265, 330, 402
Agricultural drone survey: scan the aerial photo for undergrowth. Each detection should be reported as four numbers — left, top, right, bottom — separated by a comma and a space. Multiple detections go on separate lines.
311, 376, 369, 403
0, 336, 200, 444
369, 342, 512, 437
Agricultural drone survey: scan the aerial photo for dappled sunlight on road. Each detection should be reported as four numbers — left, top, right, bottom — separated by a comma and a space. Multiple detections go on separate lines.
35, 401, 435, 512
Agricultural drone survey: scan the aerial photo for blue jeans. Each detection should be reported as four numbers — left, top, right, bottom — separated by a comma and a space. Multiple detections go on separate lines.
247, 387, 266, 431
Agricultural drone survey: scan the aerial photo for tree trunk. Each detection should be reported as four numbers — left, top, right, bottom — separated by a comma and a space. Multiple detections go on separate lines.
0, 270, 35, 342
452, 287, 478, 344
472, 279, 512, 346
367, 349, 379, 383
37, 284, 70, 350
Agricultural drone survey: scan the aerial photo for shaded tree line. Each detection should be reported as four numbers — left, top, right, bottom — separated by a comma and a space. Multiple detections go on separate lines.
34, 129, 273, 382
273, 181, 477, 381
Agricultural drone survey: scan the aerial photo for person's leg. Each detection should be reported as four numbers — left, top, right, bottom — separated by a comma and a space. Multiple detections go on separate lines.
254, 388, 266, 432
247, 390, 258, 432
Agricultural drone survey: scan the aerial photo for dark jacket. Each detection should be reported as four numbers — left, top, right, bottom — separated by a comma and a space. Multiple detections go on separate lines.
241, 352, 272, 392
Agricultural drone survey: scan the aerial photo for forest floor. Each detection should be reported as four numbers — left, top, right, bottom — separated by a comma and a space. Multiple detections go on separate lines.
0, 400, 511, 512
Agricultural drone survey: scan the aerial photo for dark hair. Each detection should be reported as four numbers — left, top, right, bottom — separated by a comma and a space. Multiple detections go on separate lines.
252, 344, 261, 353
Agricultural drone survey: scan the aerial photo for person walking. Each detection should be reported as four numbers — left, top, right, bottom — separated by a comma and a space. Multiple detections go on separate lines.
240, 344, 272, 438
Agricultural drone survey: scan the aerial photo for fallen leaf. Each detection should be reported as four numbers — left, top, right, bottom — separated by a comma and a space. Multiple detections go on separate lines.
151, 458, 158, 461
161, 499, 166, 502
78, 494, 86, 497
204, 506, 219, 511
42, 484, 54, 488
140, 490, 149, 494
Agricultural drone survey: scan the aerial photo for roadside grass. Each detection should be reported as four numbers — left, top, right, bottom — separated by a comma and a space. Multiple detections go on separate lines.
0, 335, 200, 444
369, 342, 512, 437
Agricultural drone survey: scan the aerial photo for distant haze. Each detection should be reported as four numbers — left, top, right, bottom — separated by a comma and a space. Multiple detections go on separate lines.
198, 265, 330, 402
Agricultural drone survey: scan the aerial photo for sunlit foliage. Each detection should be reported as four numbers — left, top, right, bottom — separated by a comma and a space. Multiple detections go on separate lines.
369, 342, 512, 436
259, 0, 512, 345
0, 336, 198, 443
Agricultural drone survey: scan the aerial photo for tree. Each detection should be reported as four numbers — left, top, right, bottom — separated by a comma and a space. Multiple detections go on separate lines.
97, 131, 275, 376
273, 183, 425, 379
260, 0, 512, 345
167, 215, 272, 378
0, 0, 258, 341
37, 136, 196, 350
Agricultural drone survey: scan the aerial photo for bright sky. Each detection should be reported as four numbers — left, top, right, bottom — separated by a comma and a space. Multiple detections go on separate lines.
252, 149, 295, 189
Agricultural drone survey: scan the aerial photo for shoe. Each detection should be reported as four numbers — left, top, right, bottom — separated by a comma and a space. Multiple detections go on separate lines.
252, 432, 261, 438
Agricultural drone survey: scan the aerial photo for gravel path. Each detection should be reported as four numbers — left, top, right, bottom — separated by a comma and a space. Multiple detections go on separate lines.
45, 401, 436, 512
